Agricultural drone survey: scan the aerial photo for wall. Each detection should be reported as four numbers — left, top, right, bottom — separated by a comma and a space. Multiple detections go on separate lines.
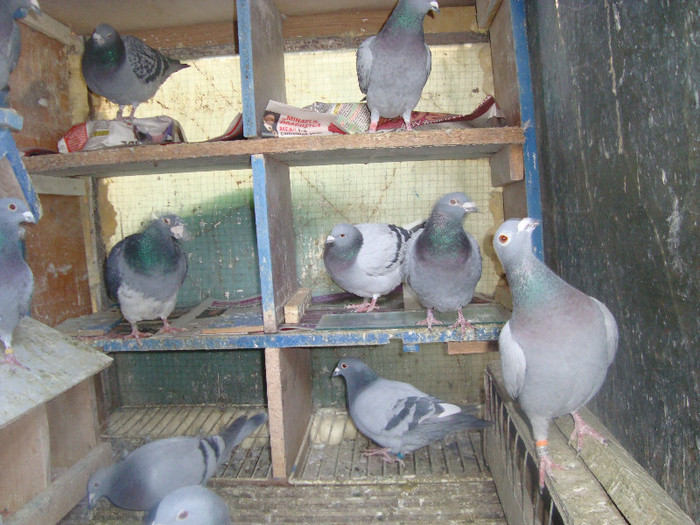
525, 1, 698, 519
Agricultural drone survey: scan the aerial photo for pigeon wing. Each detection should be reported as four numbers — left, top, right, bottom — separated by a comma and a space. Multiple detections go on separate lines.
123, 35, 167, 83
498, 321, 527, 399
591, 296, 619, 365
356, 37, 374, 95
355, 223, 409, 277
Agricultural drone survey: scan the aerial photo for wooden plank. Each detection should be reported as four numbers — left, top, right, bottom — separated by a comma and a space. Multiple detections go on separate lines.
489, 144, 523, 186
476, 0, 504, 29
554, 410, 695, 525
46, 380, 99, 468
237, 0, 286, 137
29, 174, 86, 196
265, 347, 311, 479
5, 442, 112, 525
489, 0, 520, 126
21, 10, 82, 50
0, 406, 50, 514
79, 178, 104, 313
447, 340, 498, 354
502, 179, 528, 219
284, 287, 311, 324
23, 127, 525, 178
252, 155, 297, 332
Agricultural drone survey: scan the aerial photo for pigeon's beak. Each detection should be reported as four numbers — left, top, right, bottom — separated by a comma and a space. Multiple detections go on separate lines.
331, 366, 341, 378
461, 201, 479, 214
170, 224, 185, 240
430, 1, 440, 14
325, 234, 335, 244
30, 0, 41, 15
87, 493, 97, 509
22, 211, 36, 224
517, 217, 541, 232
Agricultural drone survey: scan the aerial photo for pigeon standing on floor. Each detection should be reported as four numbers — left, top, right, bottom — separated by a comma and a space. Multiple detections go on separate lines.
0, 198, 35, 370
493, 218, 618, 487
357, 0, 439, 132
0, 0, 40, 106
323, 222, 412, 312
333, 357, 489, 462
105, 214, 188, 341
148, 485, 232, 525
403, 192, 482, 334
88, 412, 267, 511
82, 23, 189, 119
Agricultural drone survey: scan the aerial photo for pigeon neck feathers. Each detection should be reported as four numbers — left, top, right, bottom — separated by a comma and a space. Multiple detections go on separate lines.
123, 223, 181, 274
86, 29, 125, 68
384, 0, 430, 36
418, 211, 470, 258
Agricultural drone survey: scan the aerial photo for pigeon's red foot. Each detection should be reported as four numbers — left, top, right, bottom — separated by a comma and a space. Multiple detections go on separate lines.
156, 318, 185, 335
416, 308, 444, 332
450, 309, 475, 337
1, 348, 29, 371
362, 447, 404, 466
570, 412, 608, 452
536, 440, 568, 488
403, 119, 413, 131
368, 121, 378, 133
346, 298, 379, 313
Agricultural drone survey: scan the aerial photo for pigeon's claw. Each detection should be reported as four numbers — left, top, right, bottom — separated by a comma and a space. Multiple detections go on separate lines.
570, 412, 608, 452
346, 297, 379, 313
362, 447, 404, 466
416, 308, 443, 332
1, 348, 29, 371
368, 120, 378, 133
449, 309, 475, 337
156, 318, 185, 335
536, 440, 568, 489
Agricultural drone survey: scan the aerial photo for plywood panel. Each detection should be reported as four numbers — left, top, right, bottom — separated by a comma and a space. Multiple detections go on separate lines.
489, 0, 520, 126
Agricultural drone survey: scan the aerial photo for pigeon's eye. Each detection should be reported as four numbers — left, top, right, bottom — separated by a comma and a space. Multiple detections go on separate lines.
92, 481, 100, 488
341, 362, 348, 369
163, 217, 170, 224
449, 199, 458, 205
340, 233, 346, 238
498, 234, 510, 245
8, 203, 16, 211
177, 509, 189, 520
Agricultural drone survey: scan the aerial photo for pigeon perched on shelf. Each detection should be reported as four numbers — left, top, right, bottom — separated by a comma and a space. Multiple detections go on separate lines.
323, 222, 412, 312
333, 357, 489, 462
88, 412, 267, 511
148, 485, 231, 525
0, 0, 40, 106
105, 214, 188, 342
0, 198, 35, 370
357, 0, 439, 132
493, 218, 618, 487
403, 192, 482, 334
81, 23, 189, 119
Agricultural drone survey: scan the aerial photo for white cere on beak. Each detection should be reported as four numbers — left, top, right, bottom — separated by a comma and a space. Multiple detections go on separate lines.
517, 217, 540, 232
171, 224, 185, 239
430, 1, 440, 13
326, 235, 335, 243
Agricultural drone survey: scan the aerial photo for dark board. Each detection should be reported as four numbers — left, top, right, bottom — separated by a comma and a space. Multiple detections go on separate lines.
525, 1, 698, 520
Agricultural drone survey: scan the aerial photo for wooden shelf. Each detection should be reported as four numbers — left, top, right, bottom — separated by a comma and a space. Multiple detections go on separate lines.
23, 127, 524, 178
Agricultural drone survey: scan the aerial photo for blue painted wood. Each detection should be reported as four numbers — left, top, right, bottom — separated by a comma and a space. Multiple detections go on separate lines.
236, 0, 257, 138
510, 0, 543, 260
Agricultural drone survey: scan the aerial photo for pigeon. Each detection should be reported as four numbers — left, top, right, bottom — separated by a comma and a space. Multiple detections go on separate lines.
0, 197, 35, 370
148, 485, 231, 525
323, 222, 412, 312
332, 357, 489, 462
0, 0, 40, 106
493, 218, 618, 487
105, 214, 188, 342
88, 412, 268, 511
81, 23, 189, 119
403, 192, 482, 334
357, 0, 439, 132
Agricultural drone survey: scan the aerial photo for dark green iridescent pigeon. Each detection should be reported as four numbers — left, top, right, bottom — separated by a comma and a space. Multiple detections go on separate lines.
81, 23, 188, 119
357, 0, 439, 132
105, 214, 187, 341
403, 192, 482, 333
0, 198, 35, 370
493, 218, 618, 487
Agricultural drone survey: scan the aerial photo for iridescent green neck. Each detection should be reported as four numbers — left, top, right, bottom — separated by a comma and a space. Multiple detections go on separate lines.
386, 1, 427, 33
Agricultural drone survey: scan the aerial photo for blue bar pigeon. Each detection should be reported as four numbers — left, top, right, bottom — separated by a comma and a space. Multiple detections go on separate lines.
148, 485, 231, 525
323, 222, 412, 312
87, 412, 267, 511
357, 0, 439, 132
493, 218, 618, 487
333, 357, 489, 463
403, 192, 482, 334
0, 0, 40, 107
0, 197, 35, 370
81, 23, 189, 119
105, 214, 188, 342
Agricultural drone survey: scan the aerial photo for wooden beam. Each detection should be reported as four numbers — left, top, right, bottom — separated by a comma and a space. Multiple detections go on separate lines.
502, 179, 528, 219
447, 340, 498, 354
476, 0, 504, 29
489, 144, 523, 186
29, 174, 86, 196
21, 11, 82, 52
264, 347, 312, 479
489, 0, 520, 126
79, 178, 103, 313
284, 287, 311, 324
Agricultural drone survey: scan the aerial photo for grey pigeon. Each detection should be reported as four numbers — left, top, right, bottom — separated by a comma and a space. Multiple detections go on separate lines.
333, 357, 489, 462
403, 192, 482, 334
105, 214, 188, 341
493, 218, 618, 487
88, 412, 268, 511
148, 485, 231, 525
323, 222, 411, 312
0, 197, 35, 370
357, 0, 439, 131
82, 23, 189, 119
0, 0, 40, 106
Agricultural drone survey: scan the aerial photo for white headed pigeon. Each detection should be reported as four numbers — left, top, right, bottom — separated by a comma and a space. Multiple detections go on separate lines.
0, 197, 35, 370
105, 214, 188, 342
323, 222, 412, 312
0, 0, 40, 106
357, 0, 439, 132
333, 357, 489, 463
88, 412, 267, 511
493, 218, 618, 487
82, 23, 189, 119
149, 485, 231, 525
403, 192, 482, 334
